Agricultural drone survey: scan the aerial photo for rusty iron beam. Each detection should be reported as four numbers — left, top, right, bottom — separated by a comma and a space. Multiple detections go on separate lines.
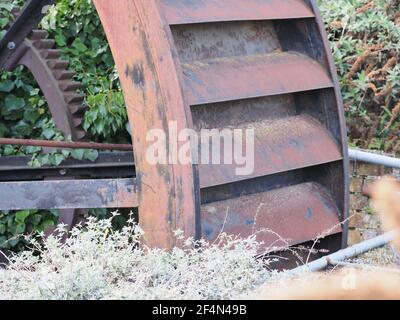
198, 115, 342, 188
0, 152, 135, 182
160, 0, 315, 25
0, 178, 138, 210
95, 0, 200, 249
311, 0, 350, 248
0, 138, 133, 151
201, 182, 342, 250
182, 53, 333, 106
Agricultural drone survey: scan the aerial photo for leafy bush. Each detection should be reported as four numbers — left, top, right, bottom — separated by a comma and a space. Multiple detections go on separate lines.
0, 215, 274, 300
319, 0, 400, 153
0, 0, 129, 250
41, 0, 130, 142
0, 1, 67, 159
0, 209, 59, 251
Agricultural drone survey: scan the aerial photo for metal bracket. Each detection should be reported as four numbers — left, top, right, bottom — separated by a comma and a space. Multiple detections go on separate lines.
0, 0, 56, 69
0, 151, 135, 181
0, 178, 138, 210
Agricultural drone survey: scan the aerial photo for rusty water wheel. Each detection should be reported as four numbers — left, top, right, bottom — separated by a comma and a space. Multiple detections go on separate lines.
4, 9, 88, 231
94, 0, 350, 265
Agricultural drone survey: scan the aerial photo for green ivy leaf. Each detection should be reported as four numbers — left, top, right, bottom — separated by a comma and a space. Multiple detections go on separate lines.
72, 38, 88, 52
4, 95, 25, 110
71, 149, 85, 160
0, 123, 9, 138
1, 95, 25, 120
42, 128, 56, 140
8, 237, 20, 247
24, 146, 42, 154
2, 145, 16, 156
13, 120, 32, 137
49, 209, 60, 217
0, 80, 15, 92
38, 220, 55, 233
0, 236, 8, 249
31, 214, 42, 226
23, 109, 41, 124
15, 210, 31, 225
10, 223, 25, 235
0, 3, 14, 11
50, 153, 65, 166
84, 149, 99, 162
55, 34, 66, 46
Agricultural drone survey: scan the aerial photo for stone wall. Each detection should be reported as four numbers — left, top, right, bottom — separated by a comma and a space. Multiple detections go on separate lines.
348, 156, 399, 245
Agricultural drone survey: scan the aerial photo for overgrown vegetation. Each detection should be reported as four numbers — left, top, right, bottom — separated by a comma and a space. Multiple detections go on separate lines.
319, 0, 400, 152
0, 216, 275, 300
0, 0, 129, 250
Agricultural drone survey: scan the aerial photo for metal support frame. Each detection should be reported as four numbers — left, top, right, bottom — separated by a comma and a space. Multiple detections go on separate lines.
0, 178, 138, 210
0, 0, 56, 69
0, 151, 135, 181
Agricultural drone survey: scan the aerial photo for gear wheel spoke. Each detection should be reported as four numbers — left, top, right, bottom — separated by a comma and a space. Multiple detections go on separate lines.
2, 7, 89, 233
5, 9, 87, 141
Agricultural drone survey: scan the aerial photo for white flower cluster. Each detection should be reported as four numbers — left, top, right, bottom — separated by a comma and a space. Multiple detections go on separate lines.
0, 214, 275, 300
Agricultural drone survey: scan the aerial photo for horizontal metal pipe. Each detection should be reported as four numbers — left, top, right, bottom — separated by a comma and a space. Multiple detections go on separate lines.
290, 231, 397, 274
349, 148, 400, 169
0, 138, 133, 151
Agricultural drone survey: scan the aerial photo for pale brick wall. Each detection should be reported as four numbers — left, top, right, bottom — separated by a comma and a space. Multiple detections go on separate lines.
348, 153, 400, 246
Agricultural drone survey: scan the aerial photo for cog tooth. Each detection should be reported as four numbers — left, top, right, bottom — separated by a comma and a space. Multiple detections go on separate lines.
11, 8, 21, 17
69, 104, 86, 115
64, 93, 85, 103
41, 49, 62, 59
30, 30, 48, 40
47, 60, 69, 69
73, 130, 87, 141
53, 70, 74, 80
33, 39, 55, 49
59, 81, 82, 91
8, 17, 87, 142
72, 116, 84, 127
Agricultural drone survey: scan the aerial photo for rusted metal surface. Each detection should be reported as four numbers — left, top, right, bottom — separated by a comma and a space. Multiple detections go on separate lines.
182, 53, 333, 105
0, 151, 134, 178
5, 28, 87, 141
94, 0, 200, 249
311, 0, 350, 247
92, 0, 349, 255
0, 137, 132, 151
0, 0, 349, 260
160, 0, 315, 25
1, 6, 91, 234
0, 178, 138, 210
172, 21, 281, 63
0, 152, 135, 181
201, 182, 342, 249
0, 0, 56, 69
198, 115, 342, 188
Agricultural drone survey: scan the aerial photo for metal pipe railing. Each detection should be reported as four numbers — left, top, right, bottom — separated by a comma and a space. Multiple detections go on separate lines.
290, 231, 397, 274
0, 137, 133, 151
349, 148, 400, 169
